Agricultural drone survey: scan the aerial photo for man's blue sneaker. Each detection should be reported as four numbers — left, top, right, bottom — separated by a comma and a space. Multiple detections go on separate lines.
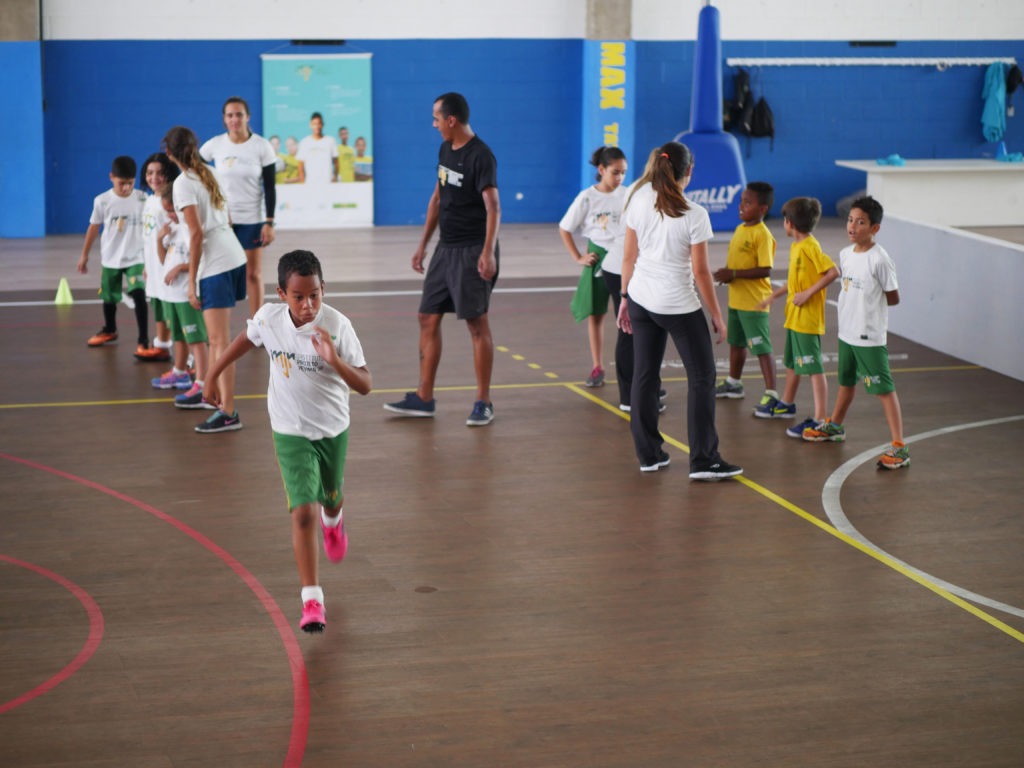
786, 417, 819, 439
383, 392, 436, 418
466, 400, 494, 426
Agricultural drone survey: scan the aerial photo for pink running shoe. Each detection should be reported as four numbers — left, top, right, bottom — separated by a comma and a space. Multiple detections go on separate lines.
300, 600, 326, 633
321, 518, 348, 563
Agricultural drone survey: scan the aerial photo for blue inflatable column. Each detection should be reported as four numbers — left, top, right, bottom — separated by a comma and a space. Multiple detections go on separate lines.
674, 2, 746, 231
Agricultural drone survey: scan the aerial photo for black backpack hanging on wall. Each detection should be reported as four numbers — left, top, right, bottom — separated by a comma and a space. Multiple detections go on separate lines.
725, 68, 754, 133
749, 96, 774, 148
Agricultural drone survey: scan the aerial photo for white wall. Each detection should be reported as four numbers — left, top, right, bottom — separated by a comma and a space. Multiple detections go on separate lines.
882, 217, 1024, 383
633, 0, 1024, 41
40, 0, 587, 39
41, 0, 1024, 40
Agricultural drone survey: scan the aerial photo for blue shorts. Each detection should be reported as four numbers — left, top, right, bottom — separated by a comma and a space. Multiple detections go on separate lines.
199, 264, 247, 310
232, 223, 264, 251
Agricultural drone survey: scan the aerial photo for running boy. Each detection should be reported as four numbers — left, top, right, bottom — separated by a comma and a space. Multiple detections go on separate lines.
712, 181, 778, 410
76, 155, 151, 353
757, 197, 838, 437
802, 196, 909, 470
203, 250, 372, 632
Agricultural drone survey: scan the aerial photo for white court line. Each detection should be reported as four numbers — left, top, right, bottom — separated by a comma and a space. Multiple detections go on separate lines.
0, 285, 576, 309
822, 414, 1024, 619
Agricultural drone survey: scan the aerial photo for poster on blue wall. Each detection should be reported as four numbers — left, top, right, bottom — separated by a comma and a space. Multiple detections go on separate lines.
581, 41, 635, 190
261, 53, 373, 228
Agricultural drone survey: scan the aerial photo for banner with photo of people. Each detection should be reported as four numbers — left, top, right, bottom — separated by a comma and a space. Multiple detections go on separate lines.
261, 53, 374, 228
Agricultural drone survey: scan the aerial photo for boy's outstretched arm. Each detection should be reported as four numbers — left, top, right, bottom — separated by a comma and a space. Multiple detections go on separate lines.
203, 330, 256, 408
311, 326, 372, 395
757, 283, 787, 310
77, 224, 101, 273
885, 288, 900, 306
793, 266, 839, 307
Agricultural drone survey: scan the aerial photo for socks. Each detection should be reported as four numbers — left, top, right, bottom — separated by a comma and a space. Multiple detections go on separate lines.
321, 508, 343, 528
102, 301, 117, 332
154, 337, 173, 351
765, 389, 779, 399
301, 586, 324, 605
129, 289, 148, 345
726, 376, 741, 386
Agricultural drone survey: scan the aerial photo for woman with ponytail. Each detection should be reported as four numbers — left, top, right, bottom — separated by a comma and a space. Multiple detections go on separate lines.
163, 125, 247, 433
618, 141, 742, 480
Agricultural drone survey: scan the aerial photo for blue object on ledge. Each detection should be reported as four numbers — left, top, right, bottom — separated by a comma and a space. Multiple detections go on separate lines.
876, 154, 906, 166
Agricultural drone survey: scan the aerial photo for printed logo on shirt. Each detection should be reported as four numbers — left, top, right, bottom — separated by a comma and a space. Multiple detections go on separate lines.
270, 348, 324, 377
438, 164, 464, 188
224, 156, 238, 168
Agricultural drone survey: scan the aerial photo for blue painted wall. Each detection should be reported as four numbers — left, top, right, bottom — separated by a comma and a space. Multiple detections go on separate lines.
32, 37, 1024, 234
0, 42, 46, 237
636, 39, 1024, 219
41, 39, 582, 234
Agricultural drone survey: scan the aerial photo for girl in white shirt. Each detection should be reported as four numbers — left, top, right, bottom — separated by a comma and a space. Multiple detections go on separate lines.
164, 125, 248, 434
200, 97, 278, 317
618, 141, 742, 480
558, 145, 628, 389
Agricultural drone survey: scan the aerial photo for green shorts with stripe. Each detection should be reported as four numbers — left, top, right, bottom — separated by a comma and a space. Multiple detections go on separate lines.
100, 264, 145, 303
272, 430, 349, 511
726, 308, 772, 356
165, 301, 208, 344
837, 339, 895, 394
783, 329, 824, 375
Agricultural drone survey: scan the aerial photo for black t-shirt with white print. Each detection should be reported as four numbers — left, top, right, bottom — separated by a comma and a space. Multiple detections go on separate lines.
436, 135, 498, 246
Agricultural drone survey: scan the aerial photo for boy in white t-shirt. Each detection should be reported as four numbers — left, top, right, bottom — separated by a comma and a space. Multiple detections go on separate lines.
203, 250, 372, 632
76, 155, 151, 353
802, 196, 909, 470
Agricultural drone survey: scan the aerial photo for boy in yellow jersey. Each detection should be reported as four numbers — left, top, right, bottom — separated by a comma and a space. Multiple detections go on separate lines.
758, 197, 838, 437
713, 181, 778, 412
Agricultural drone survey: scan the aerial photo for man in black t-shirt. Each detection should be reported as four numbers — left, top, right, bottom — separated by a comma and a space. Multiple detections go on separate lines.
384, 92, 502, 427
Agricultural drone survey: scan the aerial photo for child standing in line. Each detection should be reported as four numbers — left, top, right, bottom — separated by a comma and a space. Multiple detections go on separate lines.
559, 146, 628, 388
712, 181, 778, 411
203, 250, 372, 632
76, 155, 151, 353
757, 197, 838, 438
140, 153, 179, 368
802, 196, 909, 470
152, 188, 212, 407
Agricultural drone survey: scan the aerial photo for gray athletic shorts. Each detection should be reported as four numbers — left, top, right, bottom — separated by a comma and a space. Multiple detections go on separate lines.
419, 242, 499, 320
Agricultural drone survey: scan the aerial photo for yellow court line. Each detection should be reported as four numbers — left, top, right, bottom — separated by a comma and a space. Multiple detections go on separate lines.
566, 381, 1024, 645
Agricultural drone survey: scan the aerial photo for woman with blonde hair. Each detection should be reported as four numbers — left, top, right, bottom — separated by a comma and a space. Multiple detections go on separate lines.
618, 141, 742, 479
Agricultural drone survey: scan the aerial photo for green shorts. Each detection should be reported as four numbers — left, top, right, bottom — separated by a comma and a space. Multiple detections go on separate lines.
151, 297, 167, 324
837, 339, 895, 394
100, 264, 145, 303
726, 308, 772, 356
783, 329, 824, 375
272, 430, 349, 511
166, 301, 208, 344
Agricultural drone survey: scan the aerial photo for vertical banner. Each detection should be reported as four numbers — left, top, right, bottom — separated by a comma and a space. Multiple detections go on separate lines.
581, 40, 635, 190
261, 53, 374, 228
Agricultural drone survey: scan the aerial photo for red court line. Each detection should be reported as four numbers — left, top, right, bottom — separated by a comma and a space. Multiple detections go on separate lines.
0, 556, 105, 715
0, 453, 309, 767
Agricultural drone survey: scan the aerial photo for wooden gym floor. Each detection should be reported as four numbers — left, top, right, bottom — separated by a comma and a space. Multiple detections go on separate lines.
1, 220, 1022, 767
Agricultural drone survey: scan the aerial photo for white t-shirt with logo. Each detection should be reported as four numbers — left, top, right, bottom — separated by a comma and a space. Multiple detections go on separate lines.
623, 183, 714, 315
89, 188, 147, 269
172, 170, 246, 282
247, 302, 367, 440
296, 135, 338, 185
199, 133, 277, 224
837, 242, 899, 347
558, 185, 627, 274
161, 220, 192, 304
142, 194, 169, 299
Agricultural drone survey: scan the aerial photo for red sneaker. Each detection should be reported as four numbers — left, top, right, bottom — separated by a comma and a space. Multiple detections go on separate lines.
299, 600, 326, 633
